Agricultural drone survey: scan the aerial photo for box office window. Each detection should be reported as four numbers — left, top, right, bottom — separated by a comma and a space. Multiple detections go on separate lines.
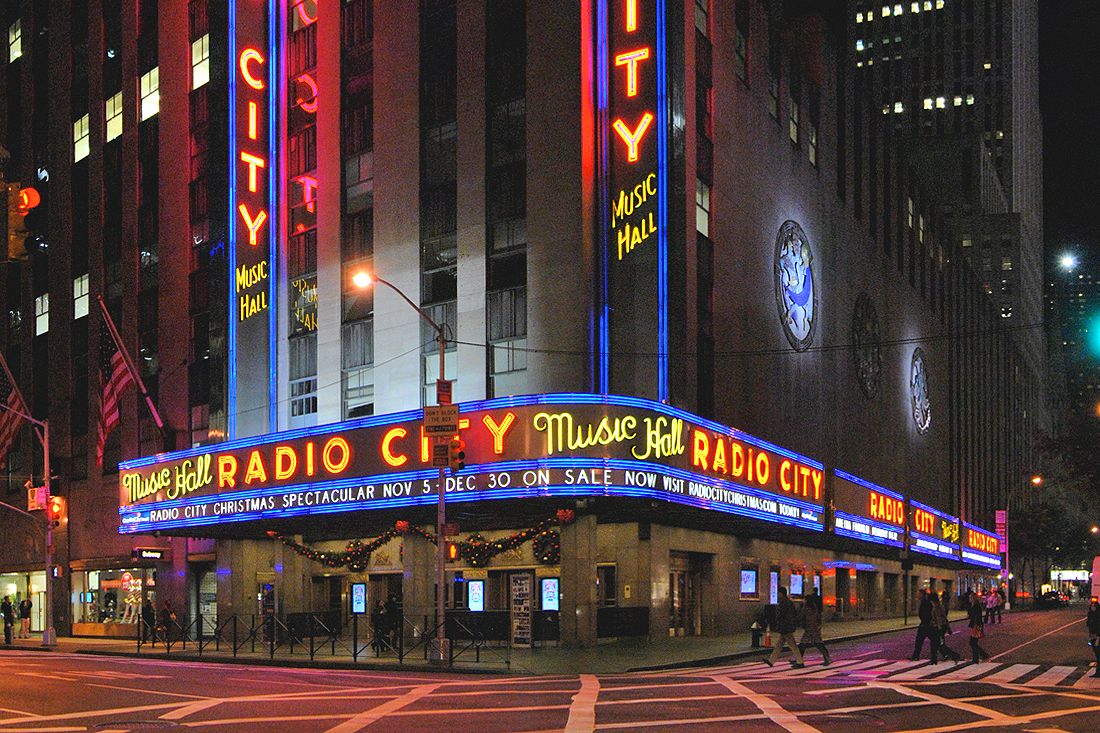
596, 565, 617, 607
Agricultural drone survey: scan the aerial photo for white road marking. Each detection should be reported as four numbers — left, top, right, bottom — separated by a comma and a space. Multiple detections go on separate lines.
981, 663, 1039, 683
1027, 665, 1078, 687
322, 683, 440, 733
563, 674, 599, 733
160, 699, 225, 720
883, 663, 944, 681
871, 681, 1016, 727
712, 676, 822, 733
928, 662, 1001, 680
799, 659, 894, 678
990, 616, 1084, 660
847, 660, 926, 678
1071, 672, 1100, 689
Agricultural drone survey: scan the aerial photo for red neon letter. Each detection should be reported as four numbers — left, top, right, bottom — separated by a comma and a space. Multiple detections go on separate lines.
625, 0, 638, 32
274, 446, 297, 480
382, 428, 409, 467
296, 73, 319, 114
612, 112, 654, 162
323, 437, 351, 474
296, 175, 318, 213
244, 450, 268, 484
295, 0, 318, 26
239, 48, 265, 90
240, 151, 266, 193
248, 101, 259, 140
614, 48, 650, 97
482, 412, 517, 454
691, 430, 709, 471
238, 204, 268, 246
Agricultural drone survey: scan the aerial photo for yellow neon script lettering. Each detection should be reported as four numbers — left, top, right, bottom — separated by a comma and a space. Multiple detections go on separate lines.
631, 416, 684, 460
123, 469, 170, 504
238, 204, 268, 246
615, 48, 650, 97
612, 112, 654, 162
532, 411, 637, 456
611, 173, 658, 228
169, 455, 212, 500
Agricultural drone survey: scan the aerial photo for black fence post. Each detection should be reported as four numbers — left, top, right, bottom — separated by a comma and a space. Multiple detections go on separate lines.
269, 616, 275, 660
352, 615, 359, 662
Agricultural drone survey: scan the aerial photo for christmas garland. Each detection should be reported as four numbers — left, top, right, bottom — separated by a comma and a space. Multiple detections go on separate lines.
268, 509, 575, 570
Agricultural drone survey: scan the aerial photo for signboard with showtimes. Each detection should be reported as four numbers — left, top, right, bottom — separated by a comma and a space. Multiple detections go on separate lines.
831, 470, 905, 548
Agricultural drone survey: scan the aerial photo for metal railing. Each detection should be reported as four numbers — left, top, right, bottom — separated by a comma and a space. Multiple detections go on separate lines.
135, 612, 510, 668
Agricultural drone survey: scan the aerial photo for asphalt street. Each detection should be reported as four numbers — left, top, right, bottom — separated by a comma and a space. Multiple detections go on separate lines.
0, 605, 1096, 732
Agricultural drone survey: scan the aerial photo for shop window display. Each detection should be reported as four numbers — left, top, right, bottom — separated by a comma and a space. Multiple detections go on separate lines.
71, 568, 156, 628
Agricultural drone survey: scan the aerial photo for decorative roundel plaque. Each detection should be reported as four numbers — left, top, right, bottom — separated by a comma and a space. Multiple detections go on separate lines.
910, 347, 931, 434
773, 220, 817, 351
851, 292, 882, 398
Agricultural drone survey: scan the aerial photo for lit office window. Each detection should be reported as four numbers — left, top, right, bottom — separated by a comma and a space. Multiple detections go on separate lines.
918, 214, 925, 243
140, 67, 160, 121
953, 95, 962, 107
856, 12, 863, 23
73, 275, 89, 320
894, 101, 904, 113
923, 97, 933, 110
191, 34, 210, 90
907, 197, 914, 228
695, 179, 710, 236
7, 19, 21, 62
789, 99, 799, 145
881, 6, 890, 17
73, 114, 90, 163
105, 92, 123, 142
894, 4, 902, 14
966, 94, 975, 105
1002, 257, 1013, 271
694, 0, 709, 36
935, 96, 946, 109
34, 293, 48, 336
911, 2, 919, 11
808, 121, 817, 167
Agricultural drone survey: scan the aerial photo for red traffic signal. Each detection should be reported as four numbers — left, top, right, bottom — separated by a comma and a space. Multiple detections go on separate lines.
447, 437, 466, 472
446, 542, 460, 562
46, 496, 65, 528
17, 186, 40, 213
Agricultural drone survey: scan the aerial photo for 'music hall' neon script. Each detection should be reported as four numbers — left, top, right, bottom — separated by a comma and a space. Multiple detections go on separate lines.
117, 394, 825, 534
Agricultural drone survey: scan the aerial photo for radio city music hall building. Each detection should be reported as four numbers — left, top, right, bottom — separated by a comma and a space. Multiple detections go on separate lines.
0, 0, 1032, 646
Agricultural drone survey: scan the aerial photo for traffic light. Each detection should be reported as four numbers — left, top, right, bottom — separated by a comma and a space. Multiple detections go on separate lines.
5, 182, 43, 260
45, 495, 65, 530
447, 436, 466, 472
446, 542, 459, 562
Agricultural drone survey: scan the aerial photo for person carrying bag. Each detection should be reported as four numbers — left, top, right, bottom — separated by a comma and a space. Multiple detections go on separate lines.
967, 591, 990, 663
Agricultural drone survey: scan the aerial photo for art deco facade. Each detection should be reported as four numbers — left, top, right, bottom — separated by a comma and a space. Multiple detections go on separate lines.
0, 0, 1021, 646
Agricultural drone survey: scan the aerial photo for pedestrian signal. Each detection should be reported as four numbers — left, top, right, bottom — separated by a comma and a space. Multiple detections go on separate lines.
447, 436, 466, 472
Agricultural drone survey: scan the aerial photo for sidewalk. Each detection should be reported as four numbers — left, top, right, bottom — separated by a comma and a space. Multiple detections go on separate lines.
1, 611, 967, 676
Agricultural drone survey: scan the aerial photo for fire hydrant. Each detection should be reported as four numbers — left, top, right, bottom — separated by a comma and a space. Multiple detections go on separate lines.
750, 621, 763, 648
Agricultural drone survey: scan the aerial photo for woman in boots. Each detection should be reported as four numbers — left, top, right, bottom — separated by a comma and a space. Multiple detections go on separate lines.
932, 591, 961, 663
798, 588, 831, 666
967, 591, 990, 663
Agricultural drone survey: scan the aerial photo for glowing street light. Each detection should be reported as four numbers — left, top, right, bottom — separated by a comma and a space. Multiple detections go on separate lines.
1091, 525, 1099, 535
1030, 474, 1043, 487
1059, 253, 1078, 272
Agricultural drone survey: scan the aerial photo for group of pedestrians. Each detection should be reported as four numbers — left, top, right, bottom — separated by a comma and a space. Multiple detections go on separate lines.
764, 587, 831, 668
369, 596, 401, 653
1, 596, 33, 644
911, 589, 996, 664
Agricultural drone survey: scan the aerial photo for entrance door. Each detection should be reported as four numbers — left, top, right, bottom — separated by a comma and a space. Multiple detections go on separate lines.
669, 552, 701, 637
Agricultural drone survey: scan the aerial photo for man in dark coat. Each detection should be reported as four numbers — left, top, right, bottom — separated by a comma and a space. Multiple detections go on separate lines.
764, 587, 805, 668
909, 589, 937, 662
1, 596, 14, 645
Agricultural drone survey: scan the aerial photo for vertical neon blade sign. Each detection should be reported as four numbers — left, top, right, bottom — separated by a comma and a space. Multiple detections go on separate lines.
229, 0, 278, 438
597, 0, 668, 401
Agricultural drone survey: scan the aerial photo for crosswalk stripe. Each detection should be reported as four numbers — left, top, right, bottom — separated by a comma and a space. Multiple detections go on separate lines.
800, 660, 893, 678
981, 663, 1039, 683
769, 659, 867, 678
1072, 672, 1100, 689
931, 662, 1001, 680
851, 660, 927, 677
885, 662, 945, 681
1026, 665, 1078, 687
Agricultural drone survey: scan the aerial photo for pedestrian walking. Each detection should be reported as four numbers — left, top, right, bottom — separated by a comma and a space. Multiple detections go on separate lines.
968, 591, 990, 663
370, 600, 385, 654
141, 598, 157, 644
158, 600, 176, 642
797, 588, 831, 665
931, 591, 961, 663
1, 596, 14, 645
909, 589, 936, 661
764, 587, 805, 668
17, 597, 31, 639
995, 588, 1005, 623
1087, 598, 1100, 677
984, 590, 998, 624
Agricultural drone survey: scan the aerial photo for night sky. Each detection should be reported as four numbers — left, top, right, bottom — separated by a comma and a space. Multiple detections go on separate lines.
1040, 2, 1100, 265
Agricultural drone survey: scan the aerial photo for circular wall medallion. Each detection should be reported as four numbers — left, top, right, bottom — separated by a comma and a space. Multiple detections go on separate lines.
910, 347, 931, 433
773, 221, 817, 351
851, 292, 882, 398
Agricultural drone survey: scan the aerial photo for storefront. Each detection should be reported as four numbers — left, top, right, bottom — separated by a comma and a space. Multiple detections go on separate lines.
0, 570, 45, 633
115, 393, 1000, 647
70, 566, 157, 637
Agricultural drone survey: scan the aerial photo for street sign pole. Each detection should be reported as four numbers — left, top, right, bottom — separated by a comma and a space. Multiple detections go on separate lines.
434, 325, 449, 663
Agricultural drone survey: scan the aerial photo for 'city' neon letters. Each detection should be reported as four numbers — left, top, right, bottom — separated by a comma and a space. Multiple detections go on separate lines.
612, 112, 654, 163
615, 48, 650, 97
239, 48, 265, 90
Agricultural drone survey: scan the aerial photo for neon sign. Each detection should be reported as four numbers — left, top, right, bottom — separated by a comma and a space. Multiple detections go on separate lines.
909, 499, 960, 561
228, 0, 279, 437
596, 0, 669, 400
962, 521, 1000, 568
831, 470, 905, 548
118, 394, 825, 534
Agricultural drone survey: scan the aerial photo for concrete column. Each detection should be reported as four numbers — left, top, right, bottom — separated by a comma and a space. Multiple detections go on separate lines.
646, 525, 670, 641
402, 527, 437, 639
872, 572, 885, 616
560, 513, 598, 647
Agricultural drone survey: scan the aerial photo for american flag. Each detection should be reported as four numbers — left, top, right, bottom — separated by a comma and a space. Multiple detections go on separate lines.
96, 315, 135, 467
0, 354, 27, 469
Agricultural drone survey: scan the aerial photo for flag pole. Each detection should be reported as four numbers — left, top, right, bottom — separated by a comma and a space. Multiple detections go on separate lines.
95, 294, 169, 444
0, 346, 40, 444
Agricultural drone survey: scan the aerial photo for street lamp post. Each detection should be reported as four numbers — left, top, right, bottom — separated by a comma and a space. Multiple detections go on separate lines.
353, 272, 449, 661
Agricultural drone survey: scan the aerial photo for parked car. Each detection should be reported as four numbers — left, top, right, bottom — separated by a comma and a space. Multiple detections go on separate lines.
1033, 591, 1069, 609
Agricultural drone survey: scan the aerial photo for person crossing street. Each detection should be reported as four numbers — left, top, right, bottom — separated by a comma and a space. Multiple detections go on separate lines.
764, 587, 805, 668
1087, 598, 1100, 677
797, 588, 831, 665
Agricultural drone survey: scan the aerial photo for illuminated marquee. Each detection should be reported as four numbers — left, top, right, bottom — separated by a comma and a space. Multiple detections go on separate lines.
908, 499, 960, 561
962, 521, 1001, 569
228, 0, 279, 436
118, 394, 825, 534
831, 470, 905, 548
596, 0, 670, 399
